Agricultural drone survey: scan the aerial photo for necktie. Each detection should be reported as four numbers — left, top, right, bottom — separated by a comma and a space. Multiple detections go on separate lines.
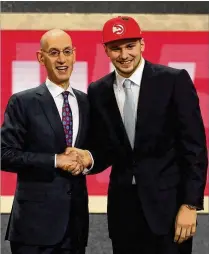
123, 79, 136, 149
62, 91, 73, 147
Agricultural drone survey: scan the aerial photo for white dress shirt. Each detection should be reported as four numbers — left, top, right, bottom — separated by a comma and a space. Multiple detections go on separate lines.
113, 57, 145, 184
46, 78, 79, 146
77, 58, 145, 176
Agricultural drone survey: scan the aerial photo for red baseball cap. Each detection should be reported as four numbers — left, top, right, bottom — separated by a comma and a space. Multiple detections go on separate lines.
102, 16, 142, 44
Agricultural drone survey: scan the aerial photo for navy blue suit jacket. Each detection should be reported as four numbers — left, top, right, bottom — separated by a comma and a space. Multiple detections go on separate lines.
87, 61, 208, 238
1, 83, 90, 246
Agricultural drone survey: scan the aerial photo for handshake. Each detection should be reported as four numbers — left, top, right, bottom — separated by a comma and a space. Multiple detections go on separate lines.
56, 147, 92, 176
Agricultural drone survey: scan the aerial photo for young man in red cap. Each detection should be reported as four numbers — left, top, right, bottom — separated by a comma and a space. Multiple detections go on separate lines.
66, 16, 208, 254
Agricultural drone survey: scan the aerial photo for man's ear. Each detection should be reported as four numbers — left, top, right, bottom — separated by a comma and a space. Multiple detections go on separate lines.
36, 50, 45, 66
103, 44, 110, 57
140, 38, 145, 53
73, 47, 76, 64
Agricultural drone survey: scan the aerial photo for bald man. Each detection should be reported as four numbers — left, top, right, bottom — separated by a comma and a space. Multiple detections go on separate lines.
1, 29, 91, 254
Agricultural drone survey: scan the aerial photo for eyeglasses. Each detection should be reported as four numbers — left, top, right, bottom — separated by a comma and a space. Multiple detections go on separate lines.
41, 48, 75, 57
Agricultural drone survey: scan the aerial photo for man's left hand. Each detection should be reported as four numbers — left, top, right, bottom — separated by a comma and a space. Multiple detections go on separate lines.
65, 147, 92, 169
174, 204, 197, 244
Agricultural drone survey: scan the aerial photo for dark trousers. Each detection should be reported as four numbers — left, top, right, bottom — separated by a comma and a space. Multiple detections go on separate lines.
112, 236, 192, 254
10, 242, 85, 254
110, 186, 193, 254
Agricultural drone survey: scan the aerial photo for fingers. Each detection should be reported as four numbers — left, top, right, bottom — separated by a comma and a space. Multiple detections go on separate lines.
65, 149, 77, 157
69, 151, 80, 161
62, 162, 83, 176
174, 205, 197, 244
64, 148, 88, 166
63, 157, 84, 175
191, 224, 196, 237
70, 162, 84, 176
59, 148, 85, 175
65, 147, 76, 155
65, 147, 80, 155
66, 153, 84, 175
178, 227, 187, 244
174, 225, 181, 243
62, 161, 77, 172
174, 225, 195, 244
185, 227, 192, 241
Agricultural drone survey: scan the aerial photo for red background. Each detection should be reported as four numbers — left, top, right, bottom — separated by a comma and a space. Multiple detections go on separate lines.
1, 31, 208, 196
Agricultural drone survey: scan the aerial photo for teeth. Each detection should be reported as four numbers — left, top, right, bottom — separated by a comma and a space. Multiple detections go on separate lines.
57, 67, 67, 70
120, 60, 131, 64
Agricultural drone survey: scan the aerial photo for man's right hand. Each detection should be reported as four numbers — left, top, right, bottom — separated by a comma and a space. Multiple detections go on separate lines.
56, 151, 84, 175
65, 147, 93, 169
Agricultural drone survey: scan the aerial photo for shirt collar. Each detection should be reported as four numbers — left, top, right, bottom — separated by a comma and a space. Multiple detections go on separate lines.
45, 78, 75, 98
115, 57, 145, 88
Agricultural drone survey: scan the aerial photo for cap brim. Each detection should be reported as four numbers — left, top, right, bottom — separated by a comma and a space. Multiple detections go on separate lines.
103, 36, 142, 44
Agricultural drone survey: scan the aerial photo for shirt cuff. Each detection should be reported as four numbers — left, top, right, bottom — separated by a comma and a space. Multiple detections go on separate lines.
184, 204, 199, 210
82, 150, 94, 175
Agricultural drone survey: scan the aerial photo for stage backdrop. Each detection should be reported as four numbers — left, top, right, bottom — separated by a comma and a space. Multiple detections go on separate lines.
1, 30, 209, 213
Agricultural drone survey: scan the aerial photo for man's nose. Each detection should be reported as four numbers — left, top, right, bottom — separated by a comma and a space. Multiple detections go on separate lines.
57, 52, 66, 63
120, 49, 129, 60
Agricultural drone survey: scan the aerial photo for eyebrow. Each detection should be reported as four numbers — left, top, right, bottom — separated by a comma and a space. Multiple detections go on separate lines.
110, 42, 136, 48
125, 42, 137, 45
48, 46, 72, 51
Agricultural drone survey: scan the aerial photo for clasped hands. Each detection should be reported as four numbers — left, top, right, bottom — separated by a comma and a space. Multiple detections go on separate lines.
56, 147, 92, 176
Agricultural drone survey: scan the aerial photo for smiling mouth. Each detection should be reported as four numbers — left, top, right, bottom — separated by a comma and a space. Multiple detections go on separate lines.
56, 66, 68, 73
56, 66, 68, 70
118, 60, 133, 65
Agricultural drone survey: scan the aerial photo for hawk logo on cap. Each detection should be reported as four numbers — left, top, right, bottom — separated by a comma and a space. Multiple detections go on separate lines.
112, 24, 125, 35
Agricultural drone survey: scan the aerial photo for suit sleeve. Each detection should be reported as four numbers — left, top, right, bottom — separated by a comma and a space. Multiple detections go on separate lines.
1, 94, 55, 174
174, 69, 208, 210
86, 85, 114, 174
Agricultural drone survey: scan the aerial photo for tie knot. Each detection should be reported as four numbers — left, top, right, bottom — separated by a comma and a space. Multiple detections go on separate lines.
123, 79, 132, 89
62, 91, 70, 98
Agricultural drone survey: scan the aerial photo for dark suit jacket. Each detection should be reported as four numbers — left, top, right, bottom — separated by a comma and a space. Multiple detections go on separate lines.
1, 83, 90, 246
87, 60, 208, 238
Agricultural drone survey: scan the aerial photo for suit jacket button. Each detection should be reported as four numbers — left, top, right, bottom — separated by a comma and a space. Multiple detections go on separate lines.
67, 190, 72, 195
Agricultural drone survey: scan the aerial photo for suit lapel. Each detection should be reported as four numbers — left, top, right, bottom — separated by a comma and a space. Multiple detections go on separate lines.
102, 72, 133, 153
36, 84, 66, 149
72, 89, 86, 147
101, 61, 156, 153
134, 61, 156, 150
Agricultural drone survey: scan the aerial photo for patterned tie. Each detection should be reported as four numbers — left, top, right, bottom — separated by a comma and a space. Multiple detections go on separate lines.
62, 91, 73, 147
123, 79, 136, 149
